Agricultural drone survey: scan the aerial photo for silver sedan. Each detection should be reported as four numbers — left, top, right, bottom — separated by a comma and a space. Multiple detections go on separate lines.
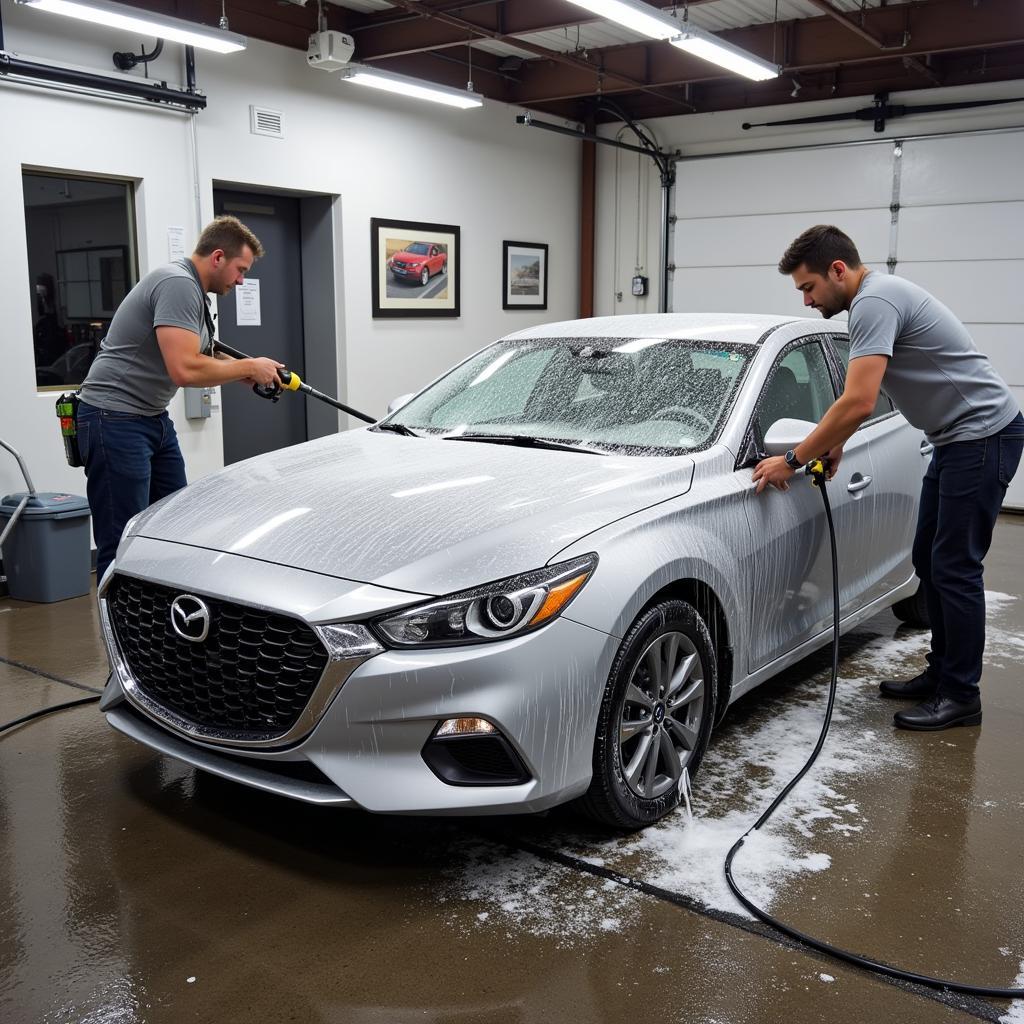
99, 314, 928, 828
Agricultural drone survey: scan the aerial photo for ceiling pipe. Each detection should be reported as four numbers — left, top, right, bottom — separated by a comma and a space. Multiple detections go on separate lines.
0, 51, 207, 108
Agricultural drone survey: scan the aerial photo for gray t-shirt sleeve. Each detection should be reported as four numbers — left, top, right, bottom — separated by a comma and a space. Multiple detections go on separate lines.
849, 295, 900, 359
152, 276, 203, 334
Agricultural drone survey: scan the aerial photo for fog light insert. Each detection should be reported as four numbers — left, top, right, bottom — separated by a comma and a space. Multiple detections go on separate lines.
423, 719, 531, 787
436, 717, 496, 737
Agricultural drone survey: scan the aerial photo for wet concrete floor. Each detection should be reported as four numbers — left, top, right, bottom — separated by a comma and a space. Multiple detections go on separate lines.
1, 516, 1023, 1023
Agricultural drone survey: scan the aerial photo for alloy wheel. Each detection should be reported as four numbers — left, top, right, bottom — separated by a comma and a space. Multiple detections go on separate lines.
618, 630, 705, 799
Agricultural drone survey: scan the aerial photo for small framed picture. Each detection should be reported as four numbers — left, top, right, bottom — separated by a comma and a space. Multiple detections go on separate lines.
371, 217, 460, 318
502, 240, 548, 310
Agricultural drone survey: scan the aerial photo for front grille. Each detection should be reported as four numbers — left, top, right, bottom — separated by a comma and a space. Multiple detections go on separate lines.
108, 576, 329, 740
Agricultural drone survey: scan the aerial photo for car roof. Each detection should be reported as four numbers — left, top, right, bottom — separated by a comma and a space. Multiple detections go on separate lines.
500, 313, 827, 347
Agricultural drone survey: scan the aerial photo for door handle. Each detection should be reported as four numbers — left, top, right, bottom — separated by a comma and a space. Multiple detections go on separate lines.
847, 474, 873, 494
920, 440, 935, 456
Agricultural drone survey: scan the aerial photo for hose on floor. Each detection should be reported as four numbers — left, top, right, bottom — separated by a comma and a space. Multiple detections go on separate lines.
724, 460, 1024, 999
0, 695, 101, 735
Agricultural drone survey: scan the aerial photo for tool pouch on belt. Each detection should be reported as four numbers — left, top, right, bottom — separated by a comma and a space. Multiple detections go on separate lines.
56, 392, 83, 468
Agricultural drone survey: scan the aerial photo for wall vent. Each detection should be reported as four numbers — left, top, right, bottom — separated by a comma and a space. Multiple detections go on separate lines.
249, 105, 284, 139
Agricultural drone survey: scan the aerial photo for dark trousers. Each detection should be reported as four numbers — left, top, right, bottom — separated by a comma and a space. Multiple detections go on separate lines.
77, 401, 187, 582
913, 412, 1024, 701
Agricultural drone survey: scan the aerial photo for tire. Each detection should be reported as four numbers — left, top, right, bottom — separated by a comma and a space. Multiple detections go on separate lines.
579, 599, 717, 830
893, 584, 930, 628
420, 267, 430, 286
440, 260, 448, 275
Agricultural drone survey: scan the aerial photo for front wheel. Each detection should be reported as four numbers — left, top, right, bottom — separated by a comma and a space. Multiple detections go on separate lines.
420, 267, 430, 286
579, 600, 717, 829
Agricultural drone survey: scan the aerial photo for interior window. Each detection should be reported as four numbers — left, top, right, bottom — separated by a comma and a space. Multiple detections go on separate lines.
22, 171, 137, 391
829, 335, 894, 421
758, 343, 835, 434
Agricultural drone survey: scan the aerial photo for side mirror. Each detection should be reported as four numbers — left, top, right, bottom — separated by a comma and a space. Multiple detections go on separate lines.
387, 393, 415, 415
763, 418, 817, 456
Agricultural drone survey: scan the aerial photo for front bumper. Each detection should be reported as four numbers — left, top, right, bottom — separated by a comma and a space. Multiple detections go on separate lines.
391, 264, 423, 278
100, 538, 617, 815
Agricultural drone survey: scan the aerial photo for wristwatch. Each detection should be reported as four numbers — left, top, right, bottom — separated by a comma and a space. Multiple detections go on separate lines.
784, 449, 804, 470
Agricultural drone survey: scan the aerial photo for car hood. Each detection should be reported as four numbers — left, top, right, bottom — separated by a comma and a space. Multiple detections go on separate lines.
391, 252, 424, 265
133, 430, 695, 595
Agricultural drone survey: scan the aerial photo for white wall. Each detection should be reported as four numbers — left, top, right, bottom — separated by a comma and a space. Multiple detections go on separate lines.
0, 0, 580, 508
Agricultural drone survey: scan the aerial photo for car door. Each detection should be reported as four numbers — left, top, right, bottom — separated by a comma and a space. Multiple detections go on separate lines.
741, 337, 876, 669
825, 332, 925, 599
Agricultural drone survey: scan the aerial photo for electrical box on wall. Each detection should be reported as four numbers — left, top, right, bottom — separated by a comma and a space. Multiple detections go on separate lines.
184, 387, 215, 420
631, 275, 649, 297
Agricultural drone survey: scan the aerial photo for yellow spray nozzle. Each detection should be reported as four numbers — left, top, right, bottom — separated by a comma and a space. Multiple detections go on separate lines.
281, 370, 302, 392
807, 457, 829, 486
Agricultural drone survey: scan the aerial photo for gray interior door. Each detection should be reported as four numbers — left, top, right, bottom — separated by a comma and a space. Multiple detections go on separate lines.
214, 189, 307, 465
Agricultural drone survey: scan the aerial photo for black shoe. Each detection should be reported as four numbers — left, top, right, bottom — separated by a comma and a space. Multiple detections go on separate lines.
878, 672, 938, 700
893, 694, 982, 731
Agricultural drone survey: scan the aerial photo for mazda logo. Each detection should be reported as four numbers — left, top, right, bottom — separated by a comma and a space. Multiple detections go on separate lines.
170, 594, 211, 643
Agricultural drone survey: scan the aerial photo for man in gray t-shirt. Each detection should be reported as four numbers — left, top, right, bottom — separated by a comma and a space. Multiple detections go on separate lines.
753, 224, 1023, 732
77, 215, 283, 582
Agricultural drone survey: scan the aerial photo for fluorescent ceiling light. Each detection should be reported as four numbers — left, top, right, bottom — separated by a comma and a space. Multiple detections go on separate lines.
15, 0, 247, 54
565, 0, 681, 41
338, 67, 483, 109
671, 24, 779, 82
568, 0, 779, 82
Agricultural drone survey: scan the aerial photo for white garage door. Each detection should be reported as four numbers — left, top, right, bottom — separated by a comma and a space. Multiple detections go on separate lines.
674, 128, 1024, 509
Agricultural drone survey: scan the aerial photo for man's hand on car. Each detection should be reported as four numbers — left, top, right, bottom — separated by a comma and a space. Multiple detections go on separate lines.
752, 455, 797, 494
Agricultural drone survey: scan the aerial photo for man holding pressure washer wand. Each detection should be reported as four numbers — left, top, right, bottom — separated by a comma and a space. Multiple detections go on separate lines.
753, 225, 1023, 732
74, 216, 284, 583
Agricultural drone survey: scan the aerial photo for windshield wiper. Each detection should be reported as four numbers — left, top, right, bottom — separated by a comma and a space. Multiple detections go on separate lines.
442, 433, 607, 456
375, 422, 421, 437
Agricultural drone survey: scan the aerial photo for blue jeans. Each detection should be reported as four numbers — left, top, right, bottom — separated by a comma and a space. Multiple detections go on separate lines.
913, 412, 1024, 701
76, 401, 187, 582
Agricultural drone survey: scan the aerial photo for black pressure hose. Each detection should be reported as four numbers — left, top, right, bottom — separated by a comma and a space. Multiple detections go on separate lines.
724, 460, 1024, 999
0, 695, 101, 735
212, 339, 376, 423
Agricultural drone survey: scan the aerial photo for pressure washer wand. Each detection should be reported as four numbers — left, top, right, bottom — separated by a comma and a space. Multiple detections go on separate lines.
213, 340, 376, 424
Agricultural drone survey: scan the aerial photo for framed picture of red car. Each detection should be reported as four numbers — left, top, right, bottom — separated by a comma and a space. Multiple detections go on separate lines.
371, 217, 460, 318
502, 240, 548, 311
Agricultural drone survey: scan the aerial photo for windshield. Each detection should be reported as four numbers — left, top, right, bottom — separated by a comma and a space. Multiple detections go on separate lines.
385, 337, 753, 455
403, 242, 431, 255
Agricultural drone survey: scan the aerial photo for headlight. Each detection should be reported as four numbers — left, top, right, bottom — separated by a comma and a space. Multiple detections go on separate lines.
374, 553, 598, 648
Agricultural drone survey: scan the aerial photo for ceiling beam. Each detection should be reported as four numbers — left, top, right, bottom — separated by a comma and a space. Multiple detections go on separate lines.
535, 45, 1024, 122
801, 0, 894, 51
169, 1, 326, 50
371, 0, 697, 112
902, 55, 943, 86
349, 0, 718, 59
